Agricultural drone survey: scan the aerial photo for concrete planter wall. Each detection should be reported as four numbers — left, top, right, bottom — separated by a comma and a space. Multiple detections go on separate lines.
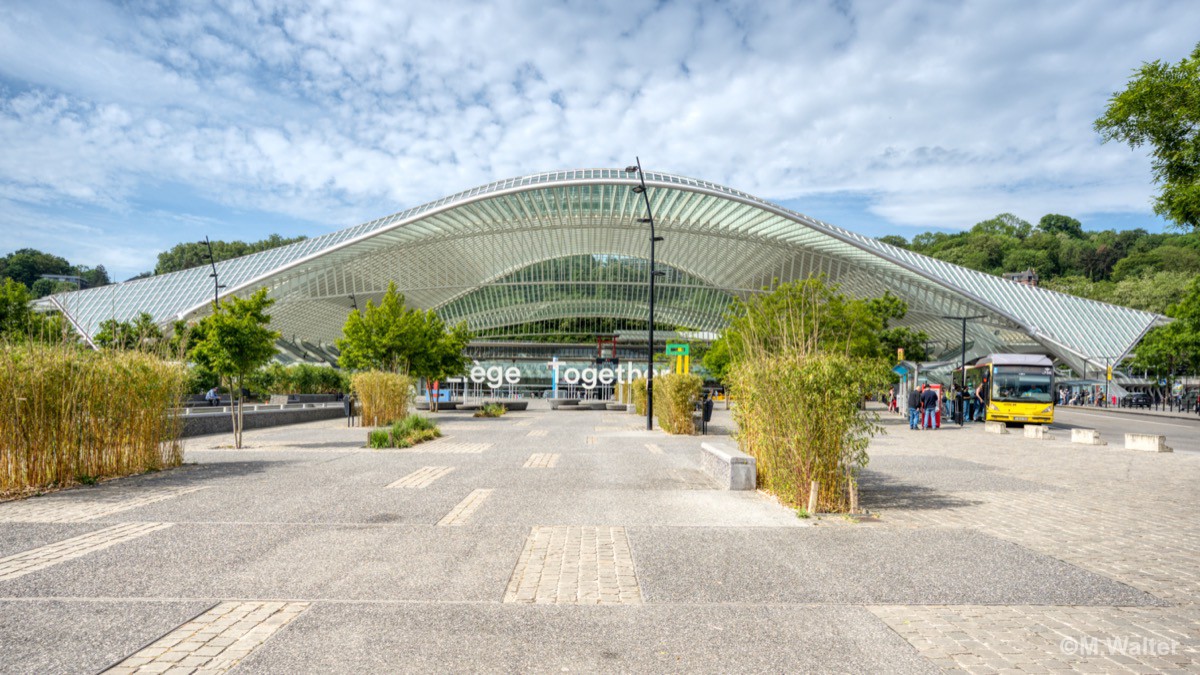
181, 405, 346, 437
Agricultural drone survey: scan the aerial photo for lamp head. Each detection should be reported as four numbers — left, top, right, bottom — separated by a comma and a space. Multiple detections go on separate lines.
624, 165, 639, 173
632, 185, 645, 194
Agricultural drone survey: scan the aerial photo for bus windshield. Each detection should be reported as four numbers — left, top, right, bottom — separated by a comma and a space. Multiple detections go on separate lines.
991, 365, 1053, 403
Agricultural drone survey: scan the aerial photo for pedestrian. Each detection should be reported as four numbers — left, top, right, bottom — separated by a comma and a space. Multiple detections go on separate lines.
205, 386, 219, 407
974, 380, 986, 421
954, 385, 965, 424
920, 384, 939, 430
888, 386, 898, 413
907, 386, 921, 430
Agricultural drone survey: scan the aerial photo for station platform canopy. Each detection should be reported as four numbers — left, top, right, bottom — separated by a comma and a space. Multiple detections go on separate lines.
41, 168, 1168, 375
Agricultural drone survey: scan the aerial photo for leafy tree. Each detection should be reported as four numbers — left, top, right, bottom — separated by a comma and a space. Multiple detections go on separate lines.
94, 312, 164, 351
876, 235, 909, 248
1132, 276, 1200, 392
1095, 42, 1200, 229
189, 288, 280, 448
155, 234, 308, 275
1038, 214, 1084, 239
337, 282, 473, 381
0, 278, 33, 338
0, 249, 71, 288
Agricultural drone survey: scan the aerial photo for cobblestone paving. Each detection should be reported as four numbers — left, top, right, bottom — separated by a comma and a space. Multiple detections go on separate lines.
385, 466, 454, 489
523, 453, 560, 468
504, 526, 642, 605
105, 601, 309, 674
869, 605, 1200, 674
0, 522, 171, 581
0, 486, 207, 523
436, 489, 493, 526
398, 441, 491, 454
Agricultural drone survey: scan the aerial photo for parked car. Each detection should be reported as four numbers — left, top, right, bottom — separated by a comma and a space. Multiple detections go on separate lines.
1121, 392, 1152, 408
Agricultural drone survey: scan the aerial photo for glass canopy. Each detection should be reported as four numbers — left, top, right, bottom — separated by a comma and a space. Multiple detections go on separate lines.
41, 168, 1168, 374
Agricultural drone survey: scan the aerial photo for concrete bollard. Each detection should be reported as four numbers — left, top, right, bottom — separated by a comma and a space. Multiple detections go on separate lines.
1023, 425, 1051, 440
1071, 428, 1106, 446
1124, 433, 1173, 453
984, 421, 1008, 434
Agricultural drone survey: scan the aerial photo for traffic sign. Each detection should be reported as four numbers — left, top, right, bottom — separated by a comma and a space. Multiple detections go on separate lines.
665, 343, 689, 356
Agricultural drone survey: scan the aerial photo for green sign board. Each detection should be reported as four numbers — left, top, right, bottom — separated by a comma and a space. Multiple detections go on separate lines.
665, 343, 690, 356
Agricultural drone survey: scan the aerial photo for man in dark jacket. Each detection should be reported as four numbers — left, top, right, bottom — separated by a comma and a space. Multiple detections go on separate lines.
907, 387, 921, 430
920, 384, 940, 430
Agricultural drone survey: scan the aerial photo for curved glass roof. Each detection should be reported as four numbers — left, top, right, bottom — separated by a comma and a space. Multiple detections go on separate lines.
42, 168, 1167, 373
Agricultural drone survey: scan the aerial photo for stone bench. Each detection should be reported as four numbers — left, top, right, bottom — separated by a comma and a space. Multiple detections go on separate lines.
700, 441, 756, 490
1124, 433, 1173, 453
1071, 428, 1106, 446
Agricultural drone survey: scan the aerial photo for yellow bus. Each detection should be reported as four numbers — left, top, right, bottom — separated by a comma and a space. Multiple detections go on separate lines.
967, 354, 1056, 425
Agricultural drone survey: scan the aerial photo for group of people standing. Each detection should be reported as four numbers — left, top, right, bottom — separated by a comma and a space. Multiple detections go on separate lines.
887, 381, 989, 430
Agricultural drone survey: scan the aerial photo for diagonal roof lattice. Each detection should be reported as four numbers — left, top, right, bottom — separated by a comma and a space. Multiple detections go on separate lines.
42, 168, 1168, 374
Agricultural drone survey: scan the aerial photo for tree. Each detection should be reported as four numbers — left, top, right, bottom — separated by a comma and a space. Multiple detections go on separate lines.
190, 289, 280, 448
1132, 276, 1200, 394
337, 282, 473, 377
155, 234, 308, 275
1095, 42, 1200, 229
0, 249, 71, 288
94, 312, 164, 351
0, 278, 33, 338
1038, 214, 1084, 239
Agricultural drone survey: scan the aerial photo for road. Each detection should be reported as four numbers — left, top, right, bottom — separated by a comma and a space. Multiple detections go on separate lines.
1051, 407, 1200, 453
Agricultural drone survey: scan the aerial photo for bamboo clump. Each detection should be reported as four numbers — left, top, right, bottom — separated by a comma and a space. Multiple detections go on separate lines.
0, 342, 187, 495
351, 371, 414, 427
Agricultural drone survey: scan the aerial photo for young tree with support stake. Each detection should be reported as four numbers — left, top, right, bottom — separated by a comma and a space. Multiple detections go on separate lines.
336, 282, 472, 412
190, 288, 280, 448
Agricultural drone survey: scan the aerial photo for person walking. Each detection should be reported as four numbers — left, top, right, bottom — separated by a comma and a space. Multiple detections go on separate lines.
888, 386, 898, 413
920, 384, 939, 430
973, 380, 987, 421
907, 386, 921, 430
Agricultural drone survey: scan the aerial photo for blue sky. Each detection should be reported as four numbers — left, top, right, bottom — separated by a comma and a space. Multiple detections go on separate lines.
1, 0, 1196, 280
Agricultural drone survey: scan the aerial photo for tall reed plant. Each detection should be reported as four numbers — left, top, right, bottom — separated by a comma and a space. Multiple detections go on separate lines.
351, 371, 414, 426
652, 373, 703, 434
723, 277, 891, 512
0, 342, 186, 494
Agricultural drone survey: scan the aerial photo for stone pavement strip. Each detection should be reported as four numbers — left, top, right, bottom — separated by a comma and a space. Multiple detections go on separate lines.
385, 466, 455, 489
0, 486, 206, 523
504, 525, 642, 605
522, 453, 560, 468
105, 601, 309, 674
398, 441, 491, 454
436, 489, 493, 526
0, 522, 171, 581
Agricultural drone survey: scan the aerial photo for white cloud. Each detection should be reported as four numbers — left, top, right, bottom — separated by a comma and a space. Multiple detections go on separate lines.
0, 0, 1196, 278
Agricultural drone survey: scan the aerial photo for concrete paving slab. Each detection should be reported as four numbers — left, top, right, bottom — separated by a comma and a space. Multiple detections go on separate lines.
630, 527, 1164, 606
0, 524, 100, 558
0, 599, 211, 675
0, 524, 527, 602
237, 602, 938, 674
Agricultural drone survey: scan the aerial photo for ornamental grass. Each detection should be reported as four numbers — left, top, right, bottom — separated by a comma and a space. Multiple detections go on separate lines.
652, 373, 703, 434
351, 371, 413, 427
0, 342, 186, 495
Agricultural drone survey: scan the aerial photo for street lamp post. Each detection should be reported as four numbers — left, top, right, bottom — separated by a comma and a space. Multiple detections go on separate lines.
625, 159, 664, 431
943, 315, 987, 426
203, 236, 226, 309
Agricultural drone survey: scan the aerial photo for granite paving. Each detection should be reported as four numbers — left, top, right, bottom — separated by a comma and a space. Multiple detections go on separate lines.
0, 402, 1196, 673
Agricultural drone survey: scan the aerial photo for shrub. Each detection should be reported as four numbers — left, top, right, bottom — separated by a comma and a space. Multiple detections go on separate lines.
372, 414, 441, 449
250, 363, 348, 395
729, 352, 889, 512
0, 343, 186, 494
631, 378, 647, 416
474, 402, 506, 418
351, 371, 414, 426
652, 373, 703, 434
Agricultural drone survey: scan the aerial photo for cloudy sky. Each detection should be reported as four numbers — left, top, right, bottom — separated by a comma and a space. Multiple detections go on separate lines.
1, 0, 1196, 280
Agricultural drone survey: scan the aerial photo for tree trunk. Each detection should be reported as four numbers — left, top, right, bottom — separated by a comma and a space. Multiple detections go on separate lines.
234, 374, 244, 449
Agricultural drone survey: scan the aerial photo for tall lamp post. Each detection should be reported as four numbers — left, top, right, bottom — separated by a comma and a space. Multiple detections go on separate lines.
625, 159, 664, 431
203, 236, 226, 309
943, 315, 986, 426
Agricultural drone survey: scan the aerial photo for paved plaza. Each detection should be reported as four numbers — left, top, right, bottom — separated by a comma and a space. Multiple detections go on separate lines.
1, 404, 1198, 673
